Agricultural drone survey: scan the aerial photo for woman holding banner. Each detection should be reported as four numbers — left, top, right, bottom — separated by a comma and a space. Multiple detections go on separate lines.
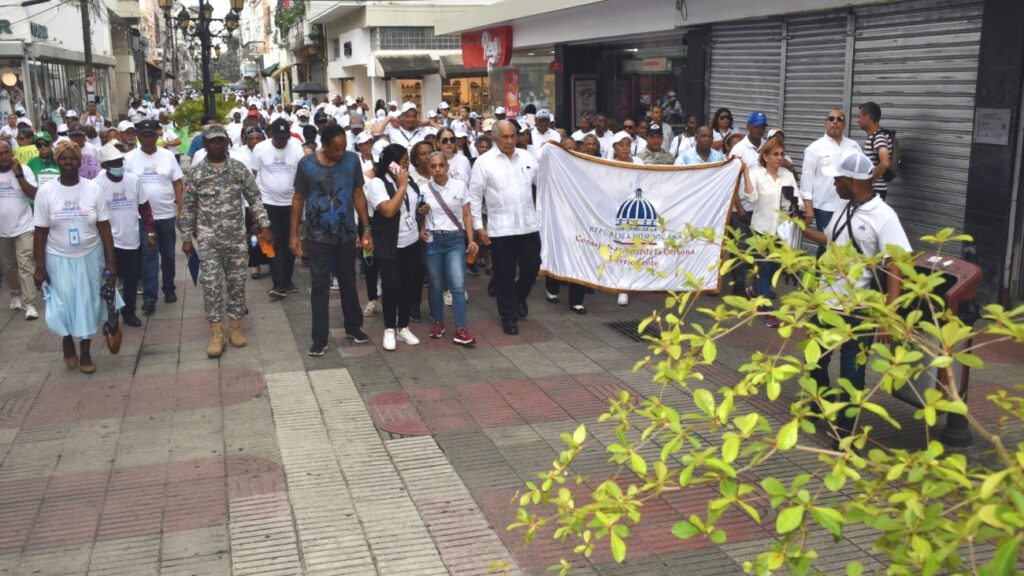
741, 137, 800, 328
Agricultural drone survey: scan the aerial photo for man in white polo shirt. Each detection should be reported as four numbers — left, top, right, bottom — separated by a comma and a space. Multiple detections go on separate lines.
253, 118, 305, 298
125, 119, 183, 313
801, 108, 862, 254
373, 102, 426, 149
530, 109, 561, 156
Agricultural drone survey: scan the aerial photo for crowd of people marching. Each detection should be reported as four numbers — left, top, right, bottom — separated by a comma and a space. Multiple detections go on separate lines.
0, 86, 904, 404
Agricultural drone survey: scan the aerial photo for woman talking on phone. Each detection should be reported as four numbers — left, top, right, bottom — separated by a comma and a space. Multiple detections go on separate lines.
366, 144, 423, 351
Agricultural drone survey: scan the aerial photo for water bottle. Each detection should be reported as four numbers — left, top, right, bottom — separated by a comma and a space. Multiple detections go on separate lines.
424, 227, 433, 244
40, 281, 51, 301
250, 234, 258, 249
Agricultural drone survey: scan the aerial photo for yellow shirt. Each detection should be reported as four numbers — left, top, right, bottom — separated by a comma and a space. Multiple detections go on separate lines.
12, 145, 39, 165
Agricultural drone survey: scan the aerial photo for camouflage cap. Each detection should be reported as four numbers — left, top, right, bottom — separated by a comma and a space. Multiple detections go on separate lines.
202, 124, 229, 140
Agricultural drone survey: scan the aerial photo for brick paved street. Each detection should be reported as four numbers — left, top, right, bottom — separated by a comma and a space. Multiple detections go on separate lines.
0, 246, 1020, 575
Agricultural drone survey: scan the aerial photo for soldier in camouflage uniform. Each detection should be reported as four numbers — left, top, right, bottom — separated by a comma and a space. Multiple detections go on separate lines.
180, 124, 273, 358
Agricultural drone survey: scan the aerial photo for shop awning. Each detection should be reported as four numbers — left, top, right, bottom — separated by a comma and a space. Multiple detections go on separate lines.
375, 55, 439, 78
271, 64, 291, 79
146, 61, 175, 79
439, 54, 486, 79
262, 62, 279, 77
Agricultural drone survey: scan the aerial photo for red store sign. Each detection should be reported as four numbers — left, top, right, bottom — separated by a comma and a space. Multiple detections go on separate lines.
461, 26, 513, 69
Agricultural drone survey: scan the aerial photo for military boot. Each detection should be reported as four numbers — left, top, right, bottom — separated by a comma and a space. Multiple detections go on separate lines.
207, 322, 226, 358
228, 317, 247, 348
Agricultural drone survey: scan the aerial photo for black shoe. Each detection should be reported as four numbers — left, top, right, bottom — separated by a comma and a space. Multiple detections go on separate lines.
285, 284, 300, 294
501, 319, 519, 335
570, 305, 587, 315
467, 263, 479, 276
308, 343, 327, 357
122, 313, 142, 327
141, 300, 156, 314
164, 292, 177, 303
517, 300, 529, 319
268, 288, 286, 298
584, 286, 595, 294
348, 329, 370, 344
409, 308, 422, 323
545, 292, 560, 304
487, 278, 496, 297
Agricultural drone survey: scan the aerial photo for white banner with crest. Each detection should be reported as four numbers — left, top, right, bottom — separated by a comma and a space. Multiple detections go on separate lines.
538, 147, 742, 292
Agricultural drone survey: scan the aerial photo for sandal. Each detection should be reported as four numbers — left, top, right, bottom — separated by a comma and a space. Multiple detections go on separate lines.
79, 362, 96, 374
62, 337, 78, 369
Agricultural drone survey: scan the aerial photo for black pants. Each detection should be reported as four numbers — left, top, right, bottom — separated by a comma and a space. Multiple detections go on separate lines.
489, 232, 541, 322
266, 205, 295, 291
116, 247, 140, 316
307, 239, 363, 347
379, 242, 421, 329
363, 253, 380, 300
728, 211, 752, 292
544, 276, 585, 306
245, 207, 270, 268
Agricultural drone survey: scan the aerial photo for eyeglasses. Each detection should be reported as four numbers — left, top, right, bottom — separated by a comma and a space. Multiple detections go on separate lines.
719, 116, 732, 121
623, 124, 636, 129
827, 116, 846, 123
439, 137, 457, 144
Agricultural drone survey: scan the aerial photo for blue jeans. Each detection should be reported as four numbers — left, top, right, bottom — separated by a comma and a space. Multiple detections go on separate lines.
809, 313, 873, 436
755, 258, 779, 309
140, 218, 177, 301
422, 232, 467, 327
814, 208, 834, 258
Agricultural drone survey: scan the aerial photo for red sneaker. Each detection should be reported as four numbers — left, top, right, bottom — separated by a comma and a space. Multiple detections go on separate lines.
453, 327, 476, 346
763, 313, 780, 329
429, 321, 445, 339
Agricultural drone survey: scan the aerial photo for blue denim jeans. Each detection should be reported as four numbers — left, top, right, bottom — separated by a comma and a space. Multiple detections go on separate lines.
809, 313, 873, 436
755, 259, 779, 309
422, 232, 467, 327
140, 218, 177, 302
814, 208, 834, 258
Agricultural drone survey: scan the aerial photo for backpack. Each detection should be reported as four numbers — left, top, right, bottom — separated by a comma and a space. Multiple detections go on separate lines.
881, 128, 901, 182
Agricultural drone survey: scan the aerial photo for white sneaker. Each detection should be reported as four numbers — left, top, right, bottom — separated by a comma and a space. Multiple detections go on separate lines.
9, 296, 23, 311
24, 304, 38, 320
396, 327, 420, 346
443, 290, 452, 306
382, 328, 397, 351
617, 293, 629, 306
330, 277, 340, 291
363, 299, 378, 316
137, 284, 143, 295
464, 290, 469, 303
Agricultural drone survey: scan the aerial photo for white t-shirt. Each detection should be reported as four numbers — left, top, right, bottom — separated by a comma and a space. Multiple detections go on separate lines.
422, 176, 469, 233
33, 178, 109, 257
252, 138, 304, 206
446, 153, 472, 185
97, 171, 145, 249
0, 168, 38, 237
366, 176, 419, 248
124, 147, 183, 220
821, 195, 911, 305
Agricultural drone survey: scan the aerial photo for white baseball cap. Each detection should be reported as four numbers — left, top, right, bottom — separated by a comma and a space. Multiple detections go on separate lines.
610, 131, 632, 145
494, 106, 506, 116
387, 100, 398, 108
822, 149, 875, 180
65, 109, 79, 118
354, 131, 373, 146
399, 101, 418, 114
118, 120, 134, 132
453, 125, 469, 139
438, 101, 450, 110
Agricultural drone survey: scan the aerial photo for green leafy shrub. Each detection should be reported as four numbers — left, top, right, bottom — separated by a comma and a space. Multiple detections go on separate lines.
507, 227, 1024, 576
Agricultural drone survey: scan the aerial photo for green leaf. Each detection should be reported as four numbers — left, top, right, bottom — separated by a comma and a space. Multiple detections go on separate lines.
630, 452, 648, 477
572, 424, 586, 445
710, 528, 727, 544
984, 533, 1022, 576
693, 388, 715, 416
610, 530, 626, 563
810, 506, 844, 537
672, 521, 701, 539
722, 435, 739, 463
953, 351, 985, 369
761, 477, 786, 497
777, 420, 799, 450
980, 469, 1009, 500
776, 506, 803, 534
703, 339, 717, 364
846, 561, 863, 576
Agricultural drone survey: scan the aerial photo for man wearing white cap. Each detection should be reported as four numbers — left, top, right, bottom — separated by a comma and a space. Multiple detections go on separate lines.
437, 101, 451, 127
373, 102, 425, 149
96, 141, 155, 327
530, 109, 560, 157
802, 148, 910, 442
493, 106, 506, 121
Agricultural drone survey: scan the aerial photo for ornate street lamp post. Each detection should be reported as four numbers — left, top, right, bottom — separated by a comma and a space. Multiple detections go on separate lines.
177, 0, 242, 118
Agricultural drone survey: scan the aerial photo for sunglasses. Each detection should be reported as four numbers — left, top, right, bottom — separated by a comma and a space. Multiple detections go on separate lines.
37, 141, 51, 147
439, 137, 457, 144
719, 116, 732, 121
828, 116, 846, 122
623, 124, 636, 129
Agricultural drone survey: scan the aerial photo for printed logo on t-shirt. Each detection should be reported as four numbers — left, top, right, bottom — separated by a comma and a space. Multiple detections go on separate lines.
56, 199, 89, 222
0, 182, 18, 199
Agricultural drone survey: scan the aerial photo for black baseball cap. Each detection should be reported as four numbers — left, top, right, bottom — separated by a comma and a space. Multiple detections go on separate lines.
269, 118, 291, 137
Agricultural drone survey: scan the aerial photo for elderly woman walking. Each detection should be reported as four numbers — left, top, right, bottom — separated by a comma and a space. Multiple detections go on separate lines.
33, 140, 119, 373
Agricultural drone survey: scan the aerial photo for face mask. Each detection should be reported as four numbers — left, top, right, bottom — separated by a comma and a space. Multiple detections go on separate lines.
298, 121, 308, 127
108, 167, 125, 178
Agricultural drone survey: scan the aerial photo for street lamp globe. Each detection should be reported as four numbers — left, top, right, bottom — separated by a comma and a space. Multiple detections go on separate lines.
201, 4, 214, 21
228, 0, 244, 11
157, 0, 172, 10
224, 10, 239, 32
177, 8, 190, 30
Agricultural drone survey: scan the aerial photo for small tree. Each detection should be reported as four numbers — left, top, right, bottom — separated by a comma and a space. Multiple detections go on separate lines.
170, 93, 234, 133
505, 227, 1024, 576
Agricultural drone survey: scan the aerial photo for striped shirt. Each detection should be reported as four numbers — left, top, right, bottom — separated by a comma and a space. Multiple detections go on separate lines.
863, 129, 892, 199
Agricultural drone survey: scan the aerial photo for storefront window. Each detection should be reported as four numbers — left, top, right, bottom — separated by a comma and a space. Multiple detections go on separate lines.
396, 78, 423, 110
487, 54, 555, 119
599, 37, 686, 129
442, 76, 489, 112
